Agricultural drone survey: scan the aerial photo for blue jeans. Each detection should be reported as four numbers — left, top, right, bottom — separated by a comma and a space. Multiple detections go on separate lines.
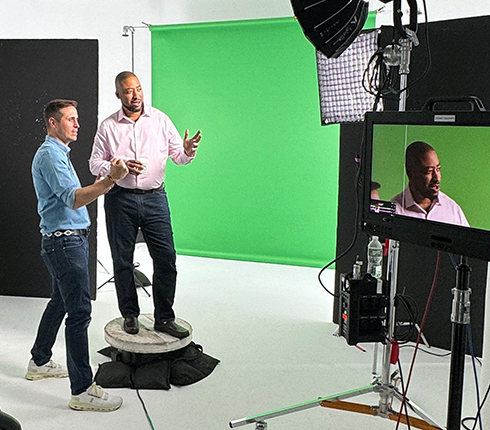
104, 186, 177, 323
31, 235, 93, 395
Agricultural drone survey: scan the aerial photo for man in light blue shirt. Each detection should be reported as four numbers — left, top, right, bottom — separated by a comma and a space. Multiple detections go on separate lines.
28, 99, 128, 412
32, 134, 91, 234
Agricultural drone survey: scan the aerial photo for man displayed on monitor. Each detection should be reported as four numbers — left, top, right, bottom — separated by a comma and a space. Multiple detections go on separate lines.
371, 181, 381, 200
391, 141, 469, 226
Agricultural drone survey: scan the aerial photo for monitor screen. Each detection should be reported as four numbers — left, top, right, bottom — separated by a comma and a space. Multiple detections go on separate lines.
361, 109, 490, 261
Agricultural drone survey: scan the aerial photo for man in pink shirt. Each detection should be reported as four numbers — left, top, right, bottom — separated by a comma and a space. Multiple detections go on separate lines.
89, 71, 201, 337
392, 141, 469, 226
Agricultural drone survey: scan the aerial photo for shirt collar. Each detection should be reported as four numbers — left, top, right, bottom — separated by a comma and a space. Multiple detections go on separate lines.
404, 186, 441, 211
45, 135, 71, 154
117, 104, 151, 123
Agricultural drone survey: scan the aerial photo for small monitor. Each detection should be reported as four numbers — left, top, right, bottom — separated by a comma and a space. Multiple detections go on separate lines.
361, 109, 490, 261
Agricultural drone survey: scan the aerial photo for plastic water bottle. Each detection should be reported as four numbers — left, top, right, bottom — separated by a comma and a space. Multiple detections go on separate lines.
367, 236, 383, 279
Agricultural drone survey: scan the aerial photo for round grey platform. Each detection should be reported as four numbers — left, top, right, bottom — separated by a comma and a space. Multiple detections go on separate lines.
104, 314, 193, 354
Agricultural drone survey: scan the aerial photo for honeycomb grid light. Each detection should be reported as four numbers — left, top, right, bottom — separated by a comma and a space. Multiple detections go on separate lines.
316, 29, 380, 125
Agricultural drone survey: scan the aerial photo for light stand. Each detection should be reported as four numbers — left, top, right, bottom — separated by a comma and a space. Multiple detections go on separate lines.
229, 239, 443, 430
98, 262, 151, 297
447, 256, 471, 430
388, 3, 474, 423
230, 2, 445, 428
122, 22, 150, 72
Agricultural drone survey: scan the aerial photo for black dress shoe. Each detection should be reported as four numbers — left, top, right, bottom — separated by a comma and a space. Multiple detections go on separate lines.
154, 319, 189, 339
123, 316, 139, 334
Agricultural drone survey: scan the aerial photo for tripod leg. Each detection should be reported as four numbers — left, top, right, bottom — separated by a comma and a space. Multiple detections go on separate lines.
392, 389, 443, 429
386, 411, 442, 430
97, 258, 110, 274
320, 400, 377, 416
320, 400, 442, 430
97, 276, 114, 290
229, 385, 375, 428
140, 285, 151, 297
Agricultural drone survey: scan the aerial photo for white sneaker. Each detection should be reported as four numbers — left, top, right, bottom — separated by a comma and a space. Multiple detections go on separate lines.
69, 383, 123, 412
25, 359, 68, 380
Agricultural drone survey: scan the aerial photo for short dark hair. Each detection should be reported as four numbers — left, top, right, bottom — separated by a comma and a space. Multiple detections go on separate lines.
405, 141, 436, 176
43, 99, 78, 128
115, 71, 137, 90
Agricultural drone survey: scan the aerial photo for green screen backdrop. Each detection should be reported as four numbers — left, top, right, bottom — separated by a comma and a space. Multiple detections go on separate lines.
150, 16, 374, 267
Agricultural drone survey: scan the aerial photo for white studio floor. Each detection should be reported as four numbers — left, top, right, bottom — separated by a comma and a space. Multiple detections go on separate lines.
0, 245, 486, 430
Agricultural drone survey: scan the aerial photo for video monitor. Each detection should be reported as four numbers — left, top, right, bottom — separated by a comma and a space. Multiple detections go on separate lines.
361, 109, 490, 261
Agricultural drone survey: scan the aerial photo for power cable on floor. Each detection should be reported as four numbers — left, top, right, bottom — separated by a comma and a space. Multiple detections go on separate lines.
136, 389, 156, 430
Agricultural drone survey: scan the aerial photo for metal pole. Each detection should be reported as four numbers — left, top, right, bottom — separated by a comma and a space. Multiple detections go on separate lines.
446, 256, 471, 430
377, 30, 412, 416
131, 29, 135, 73
378, 239, 400, 415
398, 37, 413, 111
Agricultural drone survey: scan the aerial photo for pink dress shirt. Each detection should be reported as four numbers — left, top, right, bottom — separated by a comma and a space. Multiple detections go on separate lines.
392, 187, 469, 227
89, 105, 193, 190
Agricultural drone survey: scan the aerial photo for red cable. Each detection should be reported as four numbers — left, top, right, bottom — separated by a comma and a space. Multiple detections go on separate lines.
395, 251, 441, 429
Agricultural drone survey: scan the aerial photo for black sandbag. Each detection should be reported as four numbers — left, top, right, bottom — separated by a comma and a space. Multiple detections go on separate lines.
132, 359, 171, 390
96, 342, 220, 389
94, 361, 132, 388
169, 343, 220, 386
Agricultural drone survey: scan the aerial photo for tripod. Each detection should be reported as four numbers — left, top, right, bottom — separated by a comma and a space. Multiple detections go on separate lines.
98, 231, 151, 297
97, 262, 151, 297
229, 240, 443, 429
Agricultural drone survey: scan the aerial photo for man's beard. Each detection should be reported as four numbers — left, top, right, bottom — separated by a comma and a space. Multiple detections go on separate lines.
124, 100, 142, 112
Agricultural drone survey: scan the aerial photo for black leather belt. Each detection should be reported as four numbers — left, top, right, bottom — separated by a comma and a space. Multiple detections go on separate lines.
116, 184, 164, 194
43, 229, 89, 238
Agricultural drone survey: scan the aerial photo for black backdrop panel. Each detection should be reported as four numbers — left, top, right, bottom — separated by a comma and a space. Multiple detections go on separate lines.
0, 40, 98, 299
335, 16, 490, 355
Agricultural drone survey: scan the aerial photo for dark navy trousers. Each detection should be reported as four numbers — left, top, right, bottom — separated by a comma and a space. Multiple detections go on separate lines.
104, 186, 177, 323
31, 235, 93, 395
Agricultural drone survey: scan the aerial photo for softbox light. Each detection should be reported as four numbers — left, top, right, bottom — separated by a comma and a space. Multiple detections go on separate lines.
291, 0, 370, 58
316, 29, 380, 124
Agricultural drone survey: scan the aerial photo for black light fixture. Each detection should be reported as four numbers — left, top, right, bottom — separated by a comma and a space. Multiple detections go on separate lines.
290, 0, 370, 58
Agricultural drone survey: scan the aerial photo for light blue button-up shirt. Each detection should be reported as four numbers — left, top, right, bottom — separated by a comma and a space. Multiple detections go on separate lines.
32, 135, 90, 234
